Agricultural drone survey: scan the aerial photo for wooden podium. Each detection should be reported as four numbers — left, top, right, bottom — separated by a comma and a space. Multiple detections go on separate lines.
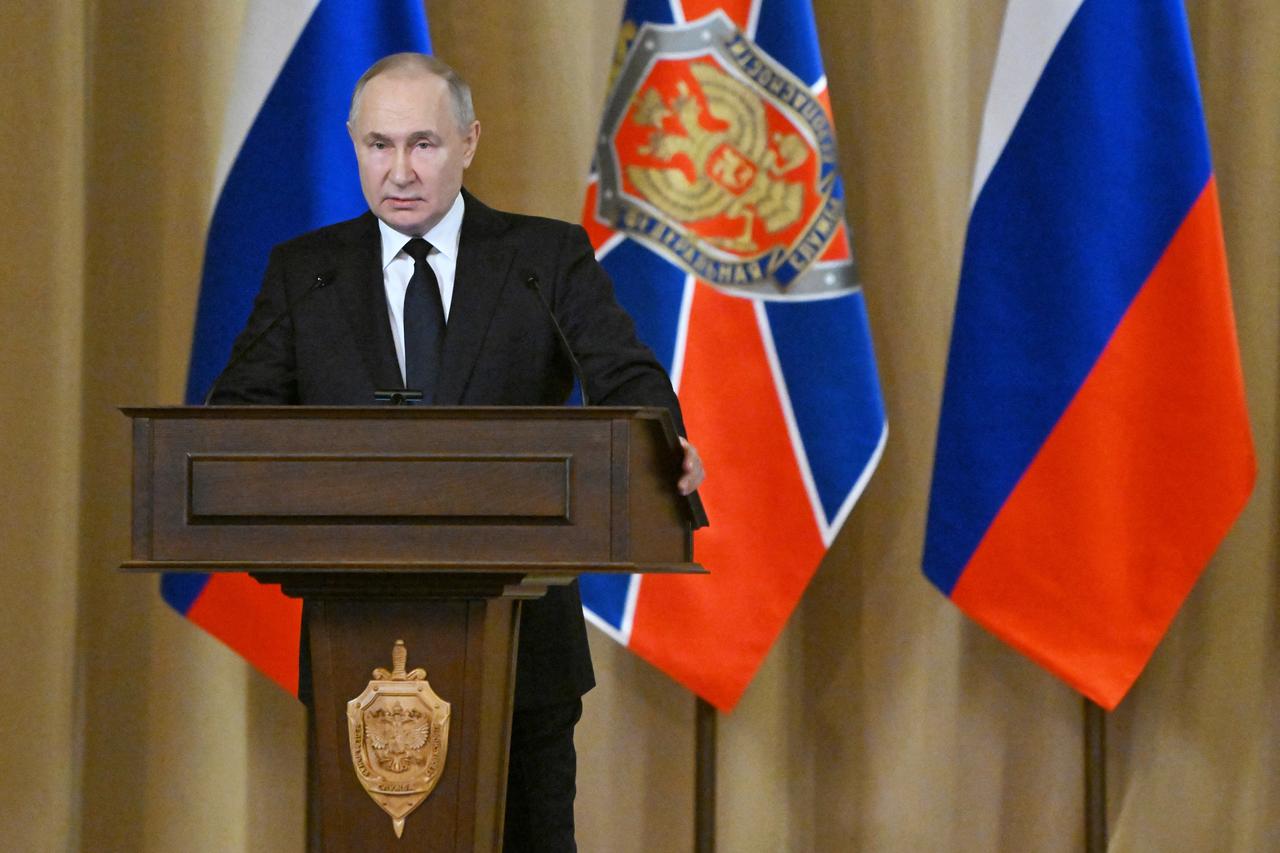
123, 406, 703, 851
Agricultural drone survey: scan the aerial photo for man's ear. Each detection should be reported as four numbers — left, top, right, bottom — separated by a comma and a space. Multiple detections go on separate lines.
462, 120, 481, 168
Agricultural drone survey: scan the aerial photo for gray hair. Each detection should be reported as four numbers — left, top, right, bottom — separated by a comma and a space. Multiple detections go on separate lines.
348, 53, 476, 129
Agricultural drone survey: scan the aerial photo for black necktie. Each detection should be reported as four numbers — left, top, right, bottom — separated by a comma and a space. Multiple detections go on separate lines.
402, 238, 445, 399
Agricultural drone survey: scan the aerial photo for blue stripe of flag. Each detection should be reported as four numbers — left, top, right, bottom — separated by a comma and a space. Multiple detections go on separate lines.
923, 0, 1212, 593
766, 292, 884, 525
622, 0, 677, 28
160, 573, 208, 615
603, 238, 689, 374
752, 0, 824, 86
579, 574, 631, 631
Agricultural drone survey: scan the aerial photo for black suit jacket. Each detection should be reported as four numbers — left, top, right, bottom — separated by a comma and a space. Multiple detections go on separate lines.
211, 190, 686, 709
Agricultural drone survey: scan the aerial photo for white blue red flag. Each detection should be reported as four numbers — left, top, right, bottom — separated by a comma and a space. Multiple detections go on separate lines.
580, 0, 886, 710
166, 0, 432, 694
924, 0, 1255, 709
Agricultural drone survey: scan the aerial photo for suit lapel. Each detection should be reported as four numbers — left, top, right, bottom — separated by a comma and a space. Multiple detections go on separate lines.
436, 192, 514, 404
333, 212, 404, 391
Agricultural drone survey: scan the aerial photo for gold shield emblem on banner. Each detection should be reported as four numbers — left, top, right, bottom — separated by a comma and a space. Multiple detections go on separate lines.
596, 12, 861, 299
348, 640, 451, 838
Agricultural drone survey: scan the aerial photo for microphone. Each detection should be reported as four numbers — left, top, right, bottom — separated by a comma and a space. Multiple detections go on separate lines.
524, 272, 590, 406
203, 272, 332, 406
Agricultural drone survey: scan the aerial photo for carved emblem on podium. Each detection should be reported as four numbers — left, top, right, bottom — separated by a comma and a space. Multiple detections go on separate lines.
348, 640, 451, 838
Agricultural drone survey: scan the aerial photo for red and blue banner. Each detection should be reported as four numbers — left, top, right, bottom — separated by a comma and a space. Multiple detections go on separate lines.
167, 0, 432, 694
580, 0, 886, 711
924, 0, 1255, 709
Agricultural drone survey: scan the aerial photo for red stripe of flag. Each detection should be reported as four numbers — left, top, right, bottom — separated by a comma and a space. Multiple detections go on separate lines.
186, 573, 302, 694
680, 0, 754, 30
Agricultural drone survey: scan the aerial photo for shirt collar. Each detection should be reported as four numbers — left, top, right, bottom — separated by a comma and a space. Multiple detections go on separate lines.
377, 192, 466, 270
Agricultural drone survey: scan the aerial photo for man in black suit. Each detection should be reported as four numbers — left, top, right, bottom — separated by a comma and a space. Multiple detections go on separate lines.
210, 53, 703, 851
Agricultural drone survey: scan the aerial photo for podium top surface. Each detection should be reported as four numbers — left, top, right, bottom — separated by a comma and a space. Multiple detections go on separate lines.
123, 404, 676, 429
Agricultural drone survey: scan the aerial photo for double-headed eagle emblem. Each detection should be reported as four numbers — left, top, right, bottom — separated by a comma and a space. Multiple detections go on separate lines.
365, 699, 433, 773
347, 640, 451, 838
626, 61, 807, 254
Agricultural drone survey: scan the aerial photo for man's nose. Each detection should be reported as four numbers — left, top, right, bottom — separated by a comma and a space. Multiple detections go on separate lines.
391, 147, 413, 184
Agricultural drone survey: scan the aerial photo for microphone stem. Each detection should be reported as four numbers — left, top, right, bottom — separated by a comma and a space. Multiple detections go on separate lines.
525, 274, 590, 406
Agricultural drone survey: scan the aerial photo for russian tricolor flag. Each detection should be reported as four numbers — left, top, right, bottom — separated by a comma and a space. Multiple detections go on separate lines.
166, 0, 432, 694
580, 0, 886, 711
925, 0, 1255, 709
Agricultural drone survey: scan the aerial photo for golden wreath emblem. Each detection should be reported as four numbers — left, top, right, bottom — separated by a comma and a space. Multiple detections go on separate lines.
347, 640, 451, 838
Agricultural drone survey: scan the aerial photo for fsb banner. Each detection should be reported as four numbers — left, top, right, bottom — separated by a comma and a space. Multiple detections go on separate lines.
579, 0, 887, 711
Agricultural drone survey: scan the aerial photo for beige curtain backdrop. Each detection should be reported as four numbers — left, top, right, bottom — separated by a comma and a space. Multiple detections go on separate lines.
1, 0, 1274, 850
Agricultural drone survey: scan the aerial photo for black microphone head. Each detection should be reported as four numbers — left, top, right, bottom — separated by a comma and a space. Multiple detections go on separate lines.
524, 272, 541, 289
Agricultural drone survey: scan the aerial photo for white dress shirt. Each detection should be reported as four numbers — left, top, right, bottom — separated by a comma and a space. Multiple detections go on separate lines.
378, 192, 465, 385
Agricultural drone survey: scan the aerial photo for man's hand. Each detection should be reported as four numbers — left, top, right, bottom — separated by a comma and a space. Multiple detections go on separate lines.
678, 437, 705, 495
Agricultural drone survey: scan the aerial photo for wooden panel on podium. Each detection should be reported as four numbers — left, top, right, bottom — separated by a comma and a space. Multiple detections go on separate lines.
123, 406, 703, 852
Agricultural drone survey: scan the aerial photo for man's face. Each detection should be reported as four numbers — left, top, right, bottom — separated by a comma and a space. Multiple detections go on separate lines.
348, 70, 480, 236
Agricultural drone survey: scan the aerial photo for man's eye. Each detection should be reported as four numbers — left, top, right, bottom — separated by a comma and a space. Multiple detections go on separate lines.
372, 141, 387, 150
416, 140, 433, 149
